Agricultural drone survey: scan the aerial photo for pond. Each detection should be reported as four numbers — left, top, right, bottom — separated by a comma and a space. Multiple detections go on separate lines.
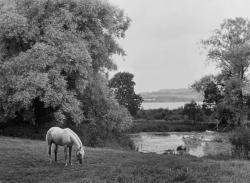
130, 131, 232, 157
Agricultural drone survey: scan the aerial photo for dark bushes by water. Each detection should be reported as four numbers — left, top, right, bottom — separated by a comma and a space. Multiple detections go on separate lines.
0, 119, 135, 150
128, 120, 216, 133
136, 108, 184, 121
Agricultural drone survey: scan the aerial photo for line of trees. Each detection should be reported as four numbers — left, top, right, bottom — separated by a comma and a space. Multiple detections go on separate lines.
136, 101, 206, 124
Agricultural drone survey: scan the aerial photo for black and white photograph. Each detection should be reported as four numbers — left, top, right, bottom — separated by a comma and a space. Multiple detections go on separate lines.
1, 0, 250, 182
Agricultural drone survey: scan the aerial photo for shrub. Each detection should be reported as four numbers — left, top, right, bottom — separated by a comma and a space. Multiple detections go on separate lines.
229, 127, 250, 159
75, 74, 133, 148
216, 103, 237, 125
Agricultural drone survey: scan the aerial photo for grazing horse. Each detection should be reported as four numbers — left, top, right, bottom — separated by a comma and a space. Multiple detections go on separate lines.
46, 127, 85, 166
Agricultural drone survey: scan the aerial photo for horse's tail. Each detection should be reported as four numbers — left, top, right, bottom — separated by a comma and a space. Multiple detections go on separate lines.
45, 128, 52, 146
45, 128, 53, 162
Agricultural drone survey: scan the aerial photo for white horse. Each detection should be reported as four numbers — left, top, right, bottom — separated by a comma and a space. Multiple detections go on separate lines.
46, 127, 85, 166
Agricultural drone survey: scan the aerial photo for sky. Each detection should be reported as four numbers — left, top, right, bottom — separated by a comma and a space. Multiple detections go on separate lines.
109, 0, 250, 93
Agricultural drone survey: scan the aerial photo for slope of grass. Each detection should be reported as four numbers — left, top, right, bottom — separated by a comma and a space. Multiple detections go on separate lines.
1, 136, 250, 183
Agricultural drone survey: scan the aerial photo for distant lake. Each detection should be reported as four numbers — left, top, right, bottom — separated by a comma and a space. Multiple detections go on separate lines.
142, 102, 200, 110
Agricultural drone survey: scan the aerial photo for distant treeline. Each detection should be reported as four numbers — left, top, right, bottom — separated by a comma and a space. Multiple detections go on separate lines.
134, 99, 250, 133
131, 101, 218, 133
128, 119, 216, 133
136, 108, 184, 121
136, 101, 209, 123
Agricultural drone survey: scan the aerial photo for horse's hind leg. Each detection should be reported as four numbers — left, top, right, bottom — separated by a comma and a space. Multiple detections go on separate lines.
48, 143, 52, 164
54, 145, 58, 162
64, 146, 68, 166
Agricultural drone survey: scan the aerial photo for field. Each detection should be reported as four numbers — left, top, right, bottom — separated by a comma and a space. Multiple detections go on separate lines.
1, 137, 250, 182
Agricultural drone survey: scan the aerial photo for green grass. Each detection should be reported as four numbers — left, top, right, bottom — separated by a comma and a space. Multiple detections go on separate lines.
1, 136, 250, 183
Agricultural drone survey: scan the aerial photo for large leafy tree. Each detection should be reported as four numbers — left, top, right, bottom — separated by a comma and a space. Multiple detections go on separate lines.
199, 17, 250, 126
0, 0, 130, 126
109, 72, 143, 116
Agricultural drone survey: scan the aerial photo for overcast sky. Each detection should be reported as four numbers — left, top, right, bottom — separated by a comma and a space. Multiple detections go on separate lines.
109, 0, 250, 93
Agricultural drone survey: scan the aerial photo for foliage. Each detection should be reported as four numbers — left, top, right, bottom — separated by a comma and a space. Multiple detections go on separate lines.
81, 74, 132, 132
136, 108, 184, 121
205, 82, 222, 105
0, 0, 130, 126
134, 102, 219, 133
229, 127, 250, 159
136, 105, 210, 123
129, 119, 215, 133
215, 103, 236, 125
59, 73, 133, 147
195, 17, 250, 126
109, 72, 143, 116
183, 101, 204, 123
0, 0, 134, 148
192, 75, 238, 125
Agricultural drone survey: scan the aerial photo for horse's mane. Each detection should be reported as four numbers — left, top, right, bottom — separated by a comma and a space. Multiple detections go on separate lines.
66, 128, 83, 149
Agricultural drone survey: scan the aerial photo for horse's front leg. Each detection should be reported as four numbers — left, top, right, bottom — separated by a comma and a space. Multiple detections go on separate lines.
64, 146, 68, 166
69, 146, 72, 165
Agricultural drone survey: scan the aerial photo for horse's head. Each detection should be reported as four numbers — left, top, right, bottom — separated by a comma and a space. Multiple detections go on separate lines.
76, 148, 85, 164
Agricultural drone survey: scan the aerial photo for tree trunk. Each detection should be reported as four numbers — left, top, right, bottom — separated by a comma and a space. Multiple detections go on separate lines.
238, 67, 245, 126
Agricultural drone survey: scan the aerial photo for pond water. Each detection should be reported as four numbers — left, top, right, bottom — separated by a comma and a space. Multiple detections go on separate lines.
130, 131, 232, 157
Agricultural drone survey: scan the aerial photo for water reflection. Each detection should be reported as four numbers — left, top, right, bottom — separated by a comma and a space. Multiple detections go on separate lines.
131, 131, 232, 157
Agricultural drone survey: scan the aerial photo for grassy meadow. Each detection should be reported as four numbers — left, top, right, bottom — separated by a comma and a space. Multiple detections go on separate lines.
1, 136, 250, 183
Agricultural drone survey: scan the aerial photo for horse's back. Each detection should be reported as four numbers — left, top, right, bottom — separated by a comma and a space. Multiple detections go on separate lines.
46, 127, 72, 146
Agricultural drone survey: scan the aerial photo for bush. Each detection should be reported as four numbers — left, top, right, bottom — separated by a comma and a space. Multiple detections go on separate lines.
74, 74, 134, 149
65, 118, 134, 150
216, 103, 237, 125
136, 108, 184, 121
229, 127, 250, 159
